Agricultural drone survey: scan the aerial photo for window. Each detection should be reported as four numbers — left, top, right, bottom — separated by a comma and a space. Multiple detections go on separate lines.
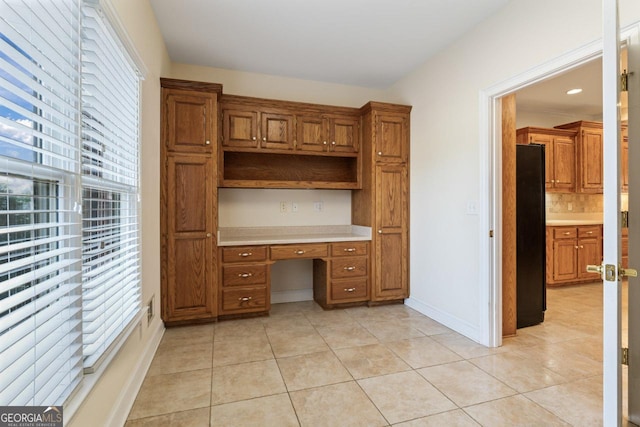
80, 3, 141, 372
0, 0, 142, 405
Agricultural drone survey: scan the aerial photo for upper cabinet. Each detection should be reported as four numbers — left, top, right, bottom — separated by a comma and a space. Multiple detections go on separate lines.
222, 106, 295, 150
164, 88, 218, 154
373, 110, 409, 163
516, 127, 576, 192
219, 95, 361, 189
554, 121, 603, 193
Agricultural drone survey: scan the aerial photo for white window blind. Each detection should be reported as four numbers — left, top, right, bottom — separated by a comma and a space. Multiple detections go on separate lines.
0, 0, 84, 406
80, 3, 141, 371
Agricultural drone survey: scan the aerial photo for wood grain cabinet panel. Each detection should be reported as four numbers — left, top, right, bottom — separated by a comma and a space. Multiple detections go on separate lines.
328, 115, 359, 153
270, 243, 328, 260
222, 246, 268, 263
330, 256, 368, 279
260, 112, 294, 150
220, 287, 269, 314
222, 108, 259, 148
164, 89, 217, 153
161, 79, 219, 325
296, 115, 328, 152
374, 113, 408, 163
546, 225, 602, 286
222, 264, 268, 286
554, 121, 603, 193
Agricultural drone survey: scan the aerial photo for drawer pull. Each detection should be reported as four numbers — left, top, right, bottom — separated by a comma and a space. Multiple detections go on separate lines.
238, 273, 253, 278
344, 248, 356, 252
294, 250, 306, 255
563, 232, 571, 235
344, 287, 356, 292
239, 252, 253, 257
575, 246, 579, 249
343, 266, 356, 271
587, 231, 593, 234
238, 296, 253, 302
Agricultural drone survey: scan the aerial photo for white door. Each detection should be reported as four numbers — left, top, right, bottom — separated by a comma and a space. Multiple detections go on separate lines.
626, 19, 640, 427
601, 1, 633, 425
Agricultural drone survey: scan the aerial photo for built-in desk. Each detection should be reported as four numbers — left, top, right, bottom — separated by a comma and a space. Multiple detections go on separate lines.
217, 226, 372, 315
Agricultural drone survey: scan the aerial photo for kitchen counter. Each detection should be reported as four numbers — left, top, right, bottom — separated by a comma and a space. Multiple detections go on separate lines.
546, 219, 603, 226
218, 225, 372, 246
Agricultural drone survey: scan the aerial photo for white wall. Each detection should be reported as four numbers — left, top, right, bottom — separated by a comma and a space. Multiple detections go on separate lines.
68, 0, 170, 425
384, 0, 640, 341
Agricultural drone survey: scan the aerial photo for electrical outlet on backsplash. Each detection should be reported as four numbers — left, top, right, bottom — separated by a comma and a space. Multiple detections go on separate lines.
545, 193, 603, 214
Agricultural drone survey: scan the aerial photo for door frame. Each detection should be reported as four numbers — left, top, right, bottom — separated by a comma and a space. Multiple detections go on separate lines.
480, 24, 640, 347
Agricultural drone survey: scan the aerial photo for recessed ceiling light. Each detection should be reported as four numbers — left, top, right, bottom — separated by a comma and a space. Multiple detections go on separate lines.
566, 88, 583, 95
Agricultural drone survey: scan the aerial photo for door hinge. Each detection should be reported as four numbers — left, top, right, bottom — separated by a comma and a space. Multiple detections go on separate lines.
622, 69, 629, 92
489, 230, 494, 238
622, 347, 629, 366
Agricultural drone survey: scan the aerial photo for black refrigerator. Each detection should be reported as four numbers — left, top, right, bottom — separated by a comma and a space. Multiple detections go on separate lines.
516, 144, 546, 328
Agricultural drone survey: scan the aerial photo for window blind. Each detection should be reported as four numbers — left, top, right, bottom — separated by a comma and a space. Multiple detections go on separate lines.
0, 0, 83, 406
80, 3, 141, 371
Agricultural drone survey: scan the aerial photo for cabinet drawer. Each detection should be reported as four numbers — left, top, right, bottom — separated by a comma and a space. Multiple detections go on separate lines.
222, 264, 268, 286
222, 246, 268, 263
330, 278, 368, 301
578, 226, 601, 239
221, 287, 268, 313
331, 241, 369, 257
330, 257, 368, 279
270, 243, 328, 260
552, 227, 577, 239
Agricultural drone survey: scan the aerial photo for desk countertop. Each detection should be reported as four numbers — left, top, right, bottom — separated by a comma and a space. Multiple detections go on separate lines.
218, 225, 372, 246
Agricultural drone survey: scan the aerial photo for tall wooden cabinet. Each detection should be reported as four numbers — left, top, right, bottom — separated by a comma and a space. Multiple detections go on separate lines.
354, 102, 411, 302
160, 79, 221, 324
554, 121, 603, 193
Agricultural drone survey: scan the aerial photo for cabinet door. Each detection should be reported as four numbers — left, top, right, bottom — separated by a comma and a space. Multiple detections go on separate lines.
329, 116, 359, 153
296, 115, 327, 152
552, 239, 578, 282
223, 108, 259, 148
374, 113, 408, 163
374, 164, 408, 300
578, 238, 602, 280
529, 133, 554, 189
165, 90, 216, 153
260, 112, 294, 150
579, 129, 604, 192
553, 135, 576, 191
165, 155, 216, 321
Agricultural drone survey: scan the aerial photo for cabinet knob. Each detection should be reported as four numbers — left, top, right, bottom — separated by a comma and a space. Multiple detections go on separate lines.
206, 233, 212, 237
262, 137, 266, 141
575, 245, 579, 249
294, 250, 306, 255
331, 141, 336, 145
343, 266, 356, 271
377, 151, 382, 156
238, 273, 253, 278
252, 136, 257, 141
378, 230, 382, 234
205, 140, 211, 145
344, 287, 356, 292
238, 296, 253, 302
580, 245, 584, 249
323, 141, 327, 145
239, 252, 253, 257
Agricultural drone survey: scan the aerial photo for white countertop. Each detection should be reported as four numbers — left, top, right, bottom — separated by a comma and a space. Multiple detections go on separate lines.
546, 219, 603, 226
218, 225, 372, 246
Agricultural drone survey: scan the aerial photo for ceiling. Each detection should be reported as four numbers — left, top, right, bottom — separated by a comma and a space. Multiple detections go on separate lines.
516, 58, 604, 117
149, 0, 511, 89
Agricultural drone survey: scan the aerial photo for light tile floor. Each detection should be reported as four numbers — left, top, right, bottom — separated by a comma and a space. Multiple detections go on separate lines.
126, 282, 636, 426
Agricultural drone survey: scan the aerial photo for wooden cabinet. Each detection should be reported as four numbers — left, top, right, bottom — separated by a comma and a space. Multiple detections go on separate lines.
354, 102, 411, 302
296, 114, 359, 153
314, 241, 370, 308
219, 245, 270, 316
222, 105, 294, 150
516, 127, 576, 192
554, 121, 603, 193
160, 79, 220, 325
546, 225, 602, 286
219, 95, 361, 189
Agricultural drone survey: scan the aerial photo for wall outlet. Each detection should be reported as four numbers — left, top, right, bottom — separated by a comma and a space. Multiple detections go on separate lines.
313, 201, 324, 212
280, 201, 288, 213
147, 295, 155, 324
292, 202, 298, 213
567, 202, 573, 211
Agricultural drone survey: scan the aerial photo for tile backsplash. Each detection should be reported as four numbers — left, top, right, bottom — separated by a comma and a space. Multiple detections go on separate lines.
546, 193, 603, 214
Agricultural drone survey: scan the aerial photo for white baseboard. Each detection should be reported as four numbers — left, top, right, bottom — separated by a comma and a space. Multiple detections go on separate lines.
271, 289, 314, 304
405, 296, 481, 343
105, 319, 165, 427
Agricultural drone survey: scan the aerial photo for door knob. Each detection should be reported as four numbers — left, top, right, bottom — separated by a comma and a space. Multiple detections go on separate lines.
620, 267, 638, 278
587, 263, 616, 282
586, 264, 603, 274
